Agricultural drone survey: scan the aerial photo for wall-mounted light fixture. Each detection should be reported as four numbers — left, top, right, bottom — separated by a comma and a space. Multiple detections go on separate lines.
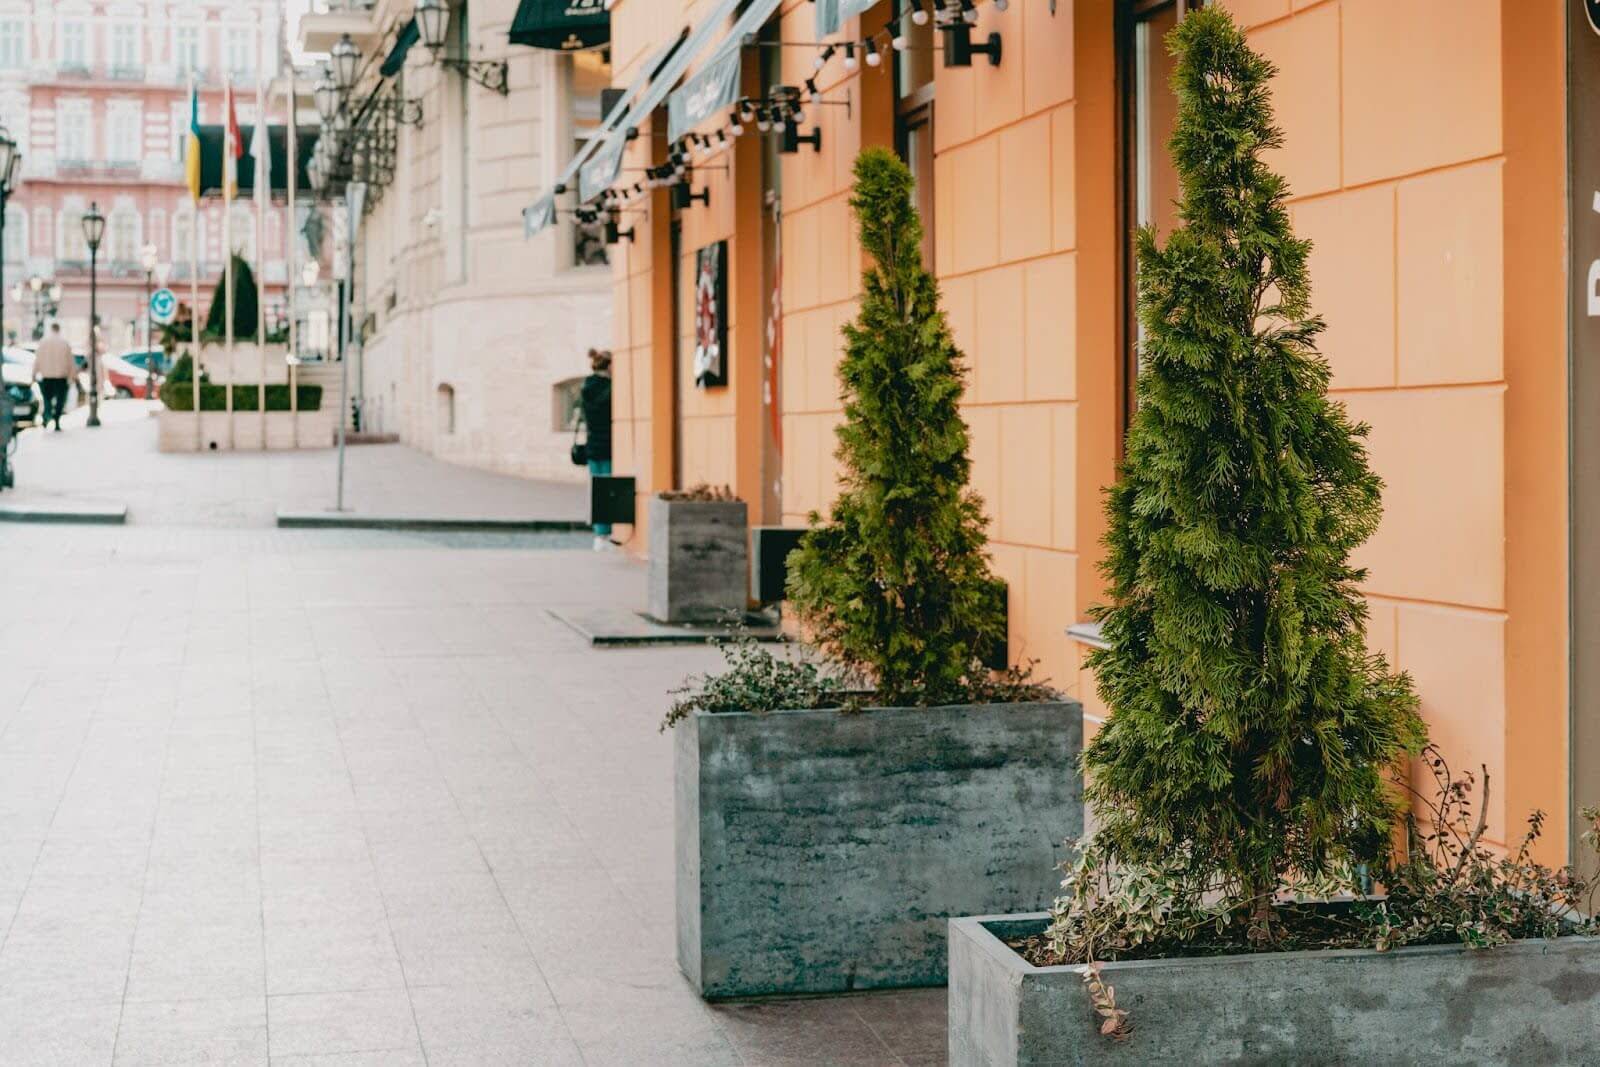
941, 22, 1001, 67
604, 210, 634, 244
416, 0, 510, 96
671, 171, 710, 210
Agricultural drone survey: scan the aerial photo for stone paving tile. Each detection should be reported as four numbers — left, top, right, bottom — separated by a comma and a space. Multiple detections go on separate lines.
111, 996, 268, 1066
264, 990, 420, 1060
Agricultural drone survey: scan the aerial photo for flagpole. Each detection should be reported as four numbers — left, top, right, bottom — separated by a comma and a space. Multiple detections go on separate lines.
254, 81, 266, 445
286, 64, 298, 447
224, 79, 235, 450
188, 74, 200, 450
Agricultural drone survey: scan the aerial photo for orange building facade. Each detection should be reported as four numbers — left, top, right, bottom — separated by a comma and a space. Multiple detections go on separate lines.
548, 0, 1575, 858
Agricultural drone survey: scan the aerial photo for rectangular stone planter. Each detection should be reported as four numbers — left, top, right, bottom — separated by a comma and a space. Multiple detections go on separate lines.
158, 409, 334, 452
648, 496, 749, 623
676, 700, 1082, 999
948, 912, 1600, 1065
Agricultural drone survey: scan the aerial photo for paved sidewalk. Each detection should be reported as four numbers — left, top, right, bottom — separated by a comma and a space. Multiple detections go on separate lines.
0, 521, 946, 1065
4, 400, 587, 527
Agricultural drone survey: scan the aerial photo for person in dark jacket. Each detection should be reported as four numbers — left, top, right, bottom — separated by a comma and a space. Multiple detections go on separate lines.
579, 349, 614, 548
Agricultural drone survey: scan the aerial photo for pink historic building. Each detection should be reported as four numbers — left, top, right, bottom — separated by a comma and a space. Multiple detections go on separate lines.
0, 1, 289, 349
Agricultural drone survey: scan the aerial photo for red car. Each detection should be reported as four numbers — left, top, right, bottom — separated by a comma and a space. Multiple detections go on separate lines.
104, 349, 170, 399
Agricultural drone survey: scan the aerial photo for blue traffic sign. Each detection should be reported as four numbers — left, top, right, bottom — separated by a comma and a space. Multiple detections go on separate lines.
149, 288, 178, 325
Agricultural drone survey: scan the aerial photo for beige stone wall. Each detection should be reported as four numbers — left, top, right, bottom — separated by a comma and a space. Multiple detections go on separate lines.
355, 0, 612, 484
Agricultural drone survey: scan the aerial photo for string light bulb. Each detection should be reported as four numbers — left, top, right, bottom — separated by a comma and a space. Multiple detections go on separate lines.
993, 0, 1008, 9
911, 0, 929, 25
755, 107, 772, 133
961, 0, 978, 23
864, 38, 881, 66
813, 45, 834, 71
842, 43, 858, 72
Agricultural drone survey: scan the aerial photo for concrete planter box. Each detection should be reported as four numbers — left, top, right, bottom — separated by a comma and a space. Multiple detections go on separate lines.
158, 408, 335, 452
676, 701, 1082, 999
949, 912, 1600, 1065
648, 496, 749, 623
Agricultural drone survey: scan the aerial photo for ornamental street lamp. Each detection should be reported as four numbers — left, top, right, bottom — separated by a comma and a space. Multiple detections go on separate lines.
415, 0, 509, 95
82, 202, 105, 428
314, 73, 340, 124
331, 34, 360, 92
140, 242, 158, 399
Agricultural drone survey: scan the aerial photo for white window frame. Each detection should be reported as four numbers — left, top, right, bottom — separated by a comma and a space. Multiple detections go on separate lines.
5, 204, 25, 262
56, 99, 91, 163
58, 18, 88, 70
0, 18, 25, 70
109, 206, 139, 264
106, 99, 141, 164
173, 22, 201, 79
224, 25, 254, 80
109, 22, 139, 73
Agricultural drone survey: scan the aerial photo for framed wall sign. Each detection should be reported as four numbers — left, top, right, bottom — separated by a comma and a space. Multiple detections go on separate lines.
694, 240, 728, 388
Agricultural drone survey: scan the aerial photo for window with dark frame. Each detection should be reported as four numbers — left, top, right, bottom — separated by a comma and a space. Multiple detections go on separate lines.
1120, 0, 1205, 432
894, 0, 935, 270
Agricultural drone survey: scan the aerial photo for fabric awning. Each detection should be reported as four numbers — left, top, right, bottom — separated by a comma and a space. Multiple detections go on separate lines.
815, 0, 878, 38
194, 125, 318, 197
380, 19, 418, 77
524, 29, 691, 235
665, 0, 783, 143
510, 0, 609, 51
576, 0, 751, 202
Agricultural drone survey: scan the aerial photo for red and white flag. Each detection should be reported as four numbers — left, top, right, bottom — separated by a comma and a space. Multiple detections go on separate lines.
223, 80, 243, 200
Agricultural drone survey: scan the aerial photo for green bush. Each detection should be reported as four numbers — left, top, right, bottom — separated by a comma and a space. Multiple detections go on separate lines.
783, 147, 1007, 707
161, 382, 322, 412
1077, 8, 1425, 934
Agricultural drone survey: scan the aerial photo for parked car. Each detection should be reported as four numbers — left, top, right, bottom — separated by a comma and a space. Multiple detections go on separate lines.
105, 349, 171, 398
1, 347, 40, 427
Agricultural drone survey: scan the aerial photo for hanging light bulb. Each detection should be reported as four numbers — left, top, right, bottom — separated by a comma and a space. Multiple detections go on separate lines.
842, 43, 858, 72
864, 38, 881, 66
728, 109, 744, 134
911, 0, 930, 25
993, 0, 1008, 9
756, 107, 771, 133
893, 28, 908, 49
813, 45, 834, 72
961, 0, 978, 22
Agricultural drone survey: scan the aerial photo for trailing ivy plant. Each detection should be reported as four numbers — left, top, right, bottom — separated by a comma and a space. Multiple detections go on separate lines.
661, 634, 842, 731
1079, 6, 1426, 940
784, 147, 1007, 707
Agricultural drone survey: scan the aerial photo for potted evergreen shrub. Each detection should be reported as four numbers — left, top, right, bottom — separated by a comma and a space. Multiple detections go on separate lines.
669, 148, 1083, 1000
948, 11, 1600, 1064
647, 484, 749, 624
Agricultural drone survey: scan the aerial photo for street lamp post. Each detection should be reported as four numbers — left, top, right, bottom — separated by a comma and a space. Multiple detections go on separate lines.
82, 202, 105, 428
140, 243, 158, 399
0, 128, 20, 350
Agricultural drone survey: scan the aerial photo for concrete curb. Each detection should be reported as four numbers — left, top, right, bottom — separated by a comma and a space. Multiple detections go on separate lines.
275, 510, 588, 532
0, 502, 128, 525
548, 606, 783, 646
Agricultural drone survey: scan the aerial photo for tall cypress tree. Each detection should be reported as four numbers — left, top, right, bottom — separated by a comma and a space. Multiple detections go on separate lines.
1082, 9, 1425, 932
785, 147, 1004, 706
203, 253, 260, 340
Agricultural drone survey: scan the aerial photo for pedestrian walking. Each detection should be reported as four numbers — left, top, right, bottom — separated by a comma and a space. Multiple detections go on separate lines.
32, 323, 74, 432
579, 348, 614, 550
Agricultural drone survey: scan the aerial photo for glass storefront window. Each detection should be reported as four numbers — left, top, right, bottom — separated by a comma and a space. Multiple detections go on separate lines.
895, 0, 936, 269
1123, 0, 1203, 424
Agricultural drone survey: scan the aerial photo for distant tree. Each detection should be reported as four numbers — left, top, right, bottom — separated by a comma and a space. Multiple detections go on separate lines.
203, 254, 259, 340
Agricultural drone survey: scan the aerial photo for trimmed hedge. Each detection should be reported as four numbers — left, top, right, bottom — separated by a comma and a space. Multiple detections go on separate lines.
162, 383, 323, 412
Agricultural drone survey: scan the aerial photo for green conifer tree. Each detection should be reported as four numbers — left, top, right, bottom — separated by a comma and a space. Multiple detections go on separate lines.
1082, 9, 1426, 931
785, 147, 1005, 706
203, 253, 260, 340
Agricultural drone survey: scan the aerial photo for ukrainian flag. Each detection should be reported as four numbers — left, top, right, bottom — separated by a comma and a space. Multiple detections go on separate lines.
184, 76, 201, 202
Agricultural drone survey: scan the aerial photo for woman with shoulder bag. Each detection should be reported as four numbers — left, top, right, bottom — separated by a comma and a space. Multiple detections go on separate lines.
577, 349, 613, 550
